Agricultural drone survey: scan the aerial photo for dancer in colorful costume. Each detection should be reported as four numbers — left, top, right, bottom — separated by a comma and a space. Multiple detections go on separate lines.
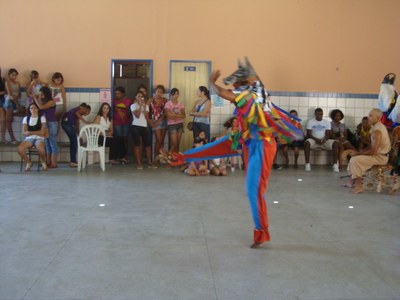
208, 58, 302, 247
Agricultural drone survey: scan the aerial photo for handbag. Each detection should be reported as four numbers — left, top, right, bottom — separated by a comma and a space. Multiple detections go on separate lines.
187, 99, 209, 131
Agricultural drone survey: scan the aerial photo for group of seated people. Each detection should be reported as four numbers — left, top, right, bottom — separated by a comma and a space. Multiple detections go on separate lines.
272, 107, 376, 173
158, 117, 242, 177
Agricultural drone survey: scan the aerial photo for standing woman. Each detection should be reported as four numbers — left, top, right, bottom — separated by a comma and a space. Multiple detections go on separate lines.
137, 84, 149, 104
33, 86, 59, 168
94, 102, 118, 163
17, 102, 47, 171
165, 88, 186, 152
4, 68, 21, 144
190, 86, 211, 142
61, 103, 91, 167
131, 91, 153, 169
27, 70, 45, 105
150, 85, 167, 164
0, 68, 6, 143
49, 72, 67, 120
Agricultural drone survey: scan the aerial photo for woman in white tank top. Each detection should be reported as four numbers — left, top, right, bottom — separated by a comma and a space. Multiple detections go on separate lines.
94, 102, 118, 164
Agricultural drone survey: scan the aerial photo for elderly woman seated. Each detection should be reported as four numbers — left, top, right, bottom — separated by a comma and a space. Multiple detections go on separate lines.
17, 102, 47, 171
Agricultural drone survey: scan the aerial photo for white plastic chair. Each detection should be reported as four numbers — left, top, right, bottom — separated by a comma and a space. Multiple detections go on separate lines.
77, 124, 106, 172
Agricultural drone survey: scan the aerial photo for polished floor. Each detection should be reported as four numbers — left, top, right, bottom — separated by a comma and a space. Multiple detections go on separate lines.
0, 162, 399, 300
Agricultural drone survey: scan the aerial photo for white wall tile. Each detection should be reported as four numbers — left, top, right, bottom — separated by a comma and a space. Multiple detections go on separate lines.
211, 106, 221, 114
318, 97, 328, 107
68, 92, 80, 102
2, 151, 12, 161
327, 98, 337, 108
210, 114, 221, 125
298, 106, 309, 118
270, 96, 279, 104
346, 108, 355, 118
279, 97, 289, 106
363, 99, 375, 109
289, 96, 299, 107
345, 98, 355, 108
79, 93, 90, 102
298, 97, 309, 107
220, 104, 231, 114
90, 93, 99, 103
336, 98, 346, 108
308, 97, 318, 107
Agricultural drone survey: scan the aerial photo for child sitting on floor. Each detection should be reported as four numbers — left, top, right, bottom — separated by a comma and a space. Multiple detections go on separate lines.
185, 133, 209, 176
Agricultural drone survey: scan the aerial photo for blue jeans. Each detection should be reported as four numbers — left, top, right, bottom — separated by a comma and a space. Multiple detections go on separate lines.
113, 125, 129, 159
45, 121, 59, 154
61, 121, 77, 163
114, 125, 129, 137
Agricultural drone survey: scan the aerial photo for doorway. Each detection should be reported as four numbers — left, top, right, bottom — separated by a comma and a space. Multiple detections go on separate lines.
111, 59, 153, 99
169, 60, 211, 151
111, 59, 153, 160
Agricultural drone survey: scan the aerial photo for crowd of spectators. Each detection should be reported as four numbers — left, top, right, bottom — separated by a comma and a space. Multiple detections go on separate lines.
0, 67, 386, 177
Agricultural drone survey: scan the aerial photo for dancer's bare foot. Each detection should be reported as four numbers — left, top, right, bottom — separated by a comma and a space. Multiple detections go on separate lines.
250, 242, 263, 248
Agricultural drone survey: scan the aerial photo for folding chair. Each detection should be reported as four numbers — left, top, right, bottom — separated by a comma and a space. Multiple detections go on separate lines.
20, 146, 41, 172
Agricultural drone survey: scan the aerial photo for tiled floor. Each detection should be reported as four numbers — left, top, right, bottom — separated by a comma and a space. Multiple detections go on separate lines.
0, 163, 399, 300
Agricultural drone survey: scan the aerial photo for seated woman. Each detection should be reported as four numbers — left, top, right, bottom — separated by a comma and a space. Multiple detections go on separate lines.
94, 102, 118, 164
281, 110, 304, 168
209, 158, 227, 176
330, 109, 356, 170
185, 135, 209, 176
17, 102, 47, 171
356, 116, 372, 151
208, 136, 228, 175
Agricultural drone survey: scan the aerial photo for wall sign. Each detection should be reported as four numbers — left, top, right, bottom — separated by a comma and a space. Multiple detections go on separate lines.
184, 66, 196, 71
100, 88, 111, 104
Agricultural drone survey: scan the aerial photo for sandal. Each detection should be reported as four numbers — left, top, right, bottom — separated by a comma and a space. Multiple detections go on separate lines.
25, 162, 32, 172
41, 162, 48, 171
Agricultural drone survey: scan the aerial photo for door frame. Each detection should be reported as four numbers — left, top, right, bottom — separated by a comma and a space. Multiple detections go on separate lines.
110, 59, 154, 98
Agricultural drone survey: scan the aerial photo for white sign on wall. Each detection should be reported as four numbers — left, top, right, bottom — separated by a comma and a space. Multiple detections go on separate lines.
212, 94, 225, 107
99, 89, 111, 104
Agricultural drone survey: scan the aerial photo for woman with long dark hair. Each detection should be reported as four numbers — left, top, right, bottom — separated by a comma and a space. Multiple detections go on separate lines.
4, 68, 21, 143
131, 91, 153, 169
94, 102, 119, 163
165, 88, 185, 152
149, 85, 167, 164
61, 103, 91, 167
33, 86, 58, 168
17, 102, 47, 171
190, 86, 211, 142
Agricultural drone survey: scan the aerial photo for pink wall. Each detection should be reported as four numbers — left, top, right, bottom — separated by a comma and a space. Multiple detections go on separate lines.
0, 0, 399, 93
